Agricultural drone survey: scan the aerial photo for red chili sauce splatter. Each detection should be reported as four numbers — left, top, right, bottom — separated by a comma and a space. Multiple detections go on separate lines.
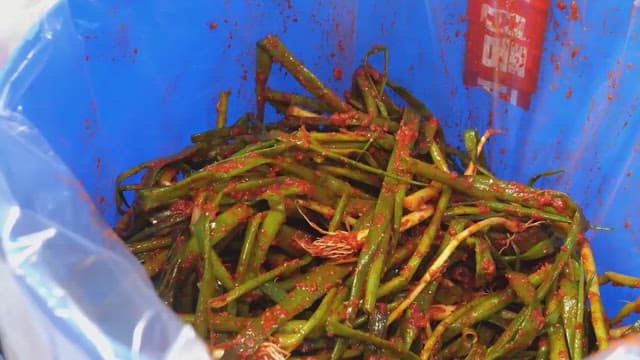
570, 1, 579, 19
332, 66, 343, 80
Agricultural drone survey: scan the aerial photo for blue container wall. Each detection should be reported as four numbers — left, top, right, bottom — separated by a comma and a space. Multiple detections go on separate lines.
2, 0, 639, 328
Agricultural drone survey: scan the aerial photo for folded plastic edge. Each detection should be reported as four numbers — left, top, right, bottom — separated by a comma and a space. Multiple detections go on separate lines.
0, 108, 209, 359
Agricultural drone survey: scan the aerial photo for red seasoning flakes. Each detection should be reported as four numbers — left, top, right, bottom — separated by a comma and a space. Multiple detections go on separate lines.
332, 66, 343, 81
565, 86, 573, 99
570, 47, 580, 60
570, 1, 579, 19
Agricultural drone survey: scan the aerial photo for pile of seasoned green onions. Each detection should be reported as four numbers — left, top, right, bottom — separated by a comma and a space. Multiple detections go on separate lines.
115, 35, 638, 360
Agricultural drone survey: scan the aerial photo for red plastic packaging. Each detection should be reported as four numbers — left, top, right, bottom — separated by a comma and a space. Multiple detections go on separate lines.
464, 0, 551, 109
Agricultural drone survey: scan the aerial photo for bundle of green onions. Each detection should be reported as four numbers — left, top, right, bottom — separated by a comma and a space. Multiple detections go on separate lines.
115, 35, 640, 359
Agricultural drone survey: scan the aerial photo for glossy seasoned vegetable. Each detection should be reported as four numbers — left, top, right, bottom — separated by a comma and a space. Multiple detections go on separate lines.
115, 35, 638, 359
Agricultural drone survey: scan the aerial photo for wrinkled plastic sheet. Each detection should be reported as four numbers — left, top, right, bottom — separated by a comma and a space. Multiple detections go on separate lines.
0, 110, 207, 358
1, 0, 639, 358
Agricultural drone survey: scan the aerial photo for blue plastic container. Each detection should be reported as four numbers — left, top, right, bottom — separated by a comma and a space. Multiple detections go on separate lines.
1, 1, 639, 358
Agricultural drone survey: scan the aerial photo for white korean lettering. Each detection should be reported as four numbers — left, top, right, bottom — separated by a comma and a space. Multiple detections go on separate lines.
481, 35, 527, 78
477, 78, 520, 106
480, 3, 526, 40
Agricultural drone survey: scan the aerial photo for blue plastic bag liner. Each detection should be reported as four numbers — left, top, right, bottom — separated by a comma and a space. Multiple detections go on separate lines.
0, 0, 639, 358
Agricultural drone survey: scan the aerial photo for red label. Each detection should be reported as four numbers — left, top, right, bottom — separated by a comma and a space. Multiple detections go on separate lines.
464, 0, 550, 109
